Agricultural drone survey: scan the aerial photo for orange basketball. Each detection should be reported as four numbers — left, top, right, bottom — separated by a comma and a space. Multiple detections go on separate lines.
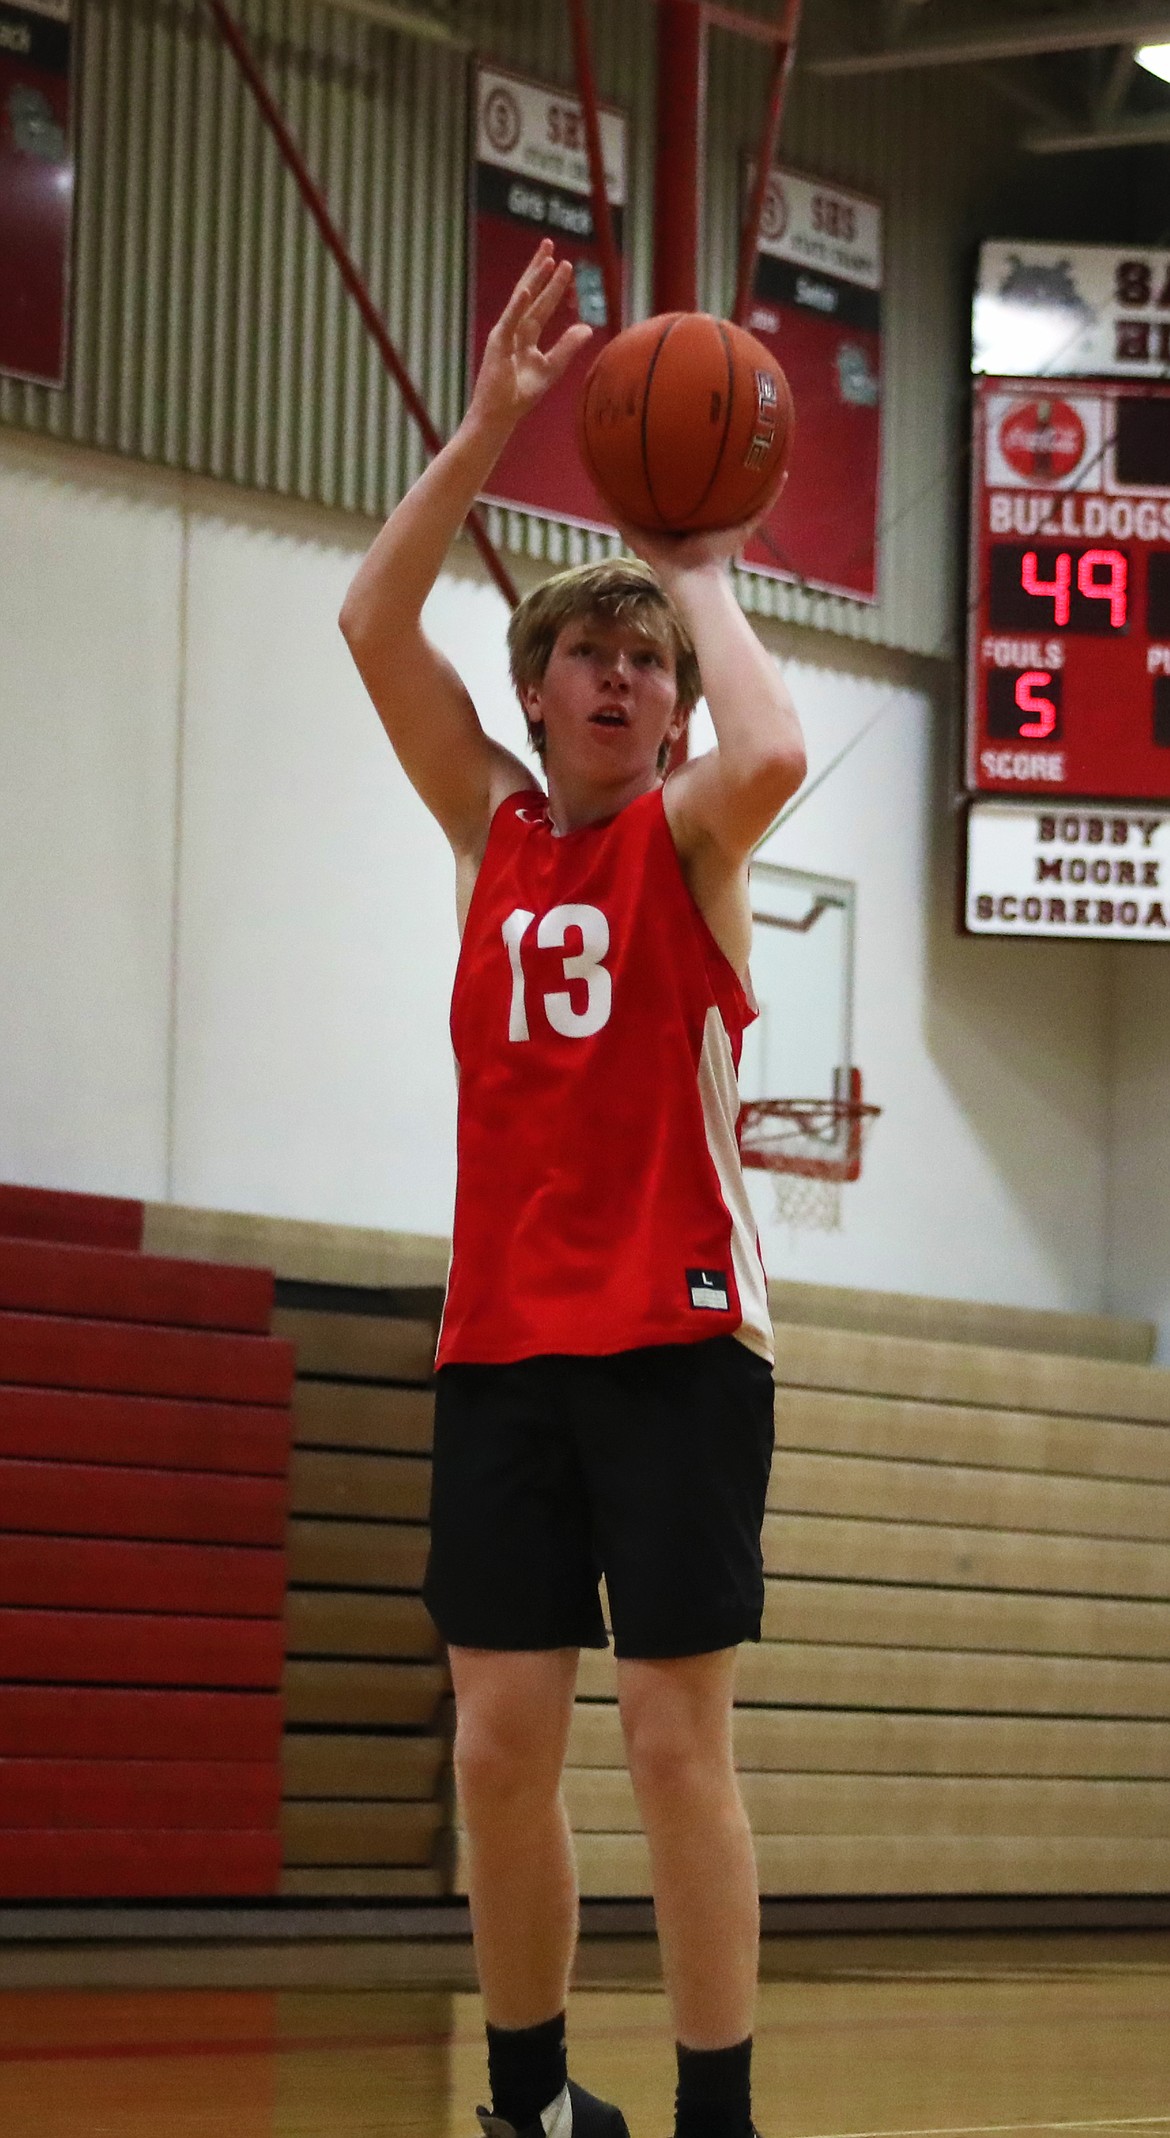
577, 311, 794, 535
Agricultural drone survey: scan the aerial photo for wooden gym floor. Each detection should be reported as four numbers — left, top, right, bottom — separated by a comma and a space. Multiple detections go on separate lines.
1, 1937, 1167, 2138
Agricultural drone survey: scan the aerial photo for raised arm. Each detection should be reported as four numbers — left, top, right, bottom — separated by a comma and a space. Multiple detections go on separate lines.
619, 509, 806, 975
339, 243, 592, 859
656, 544, 807, 862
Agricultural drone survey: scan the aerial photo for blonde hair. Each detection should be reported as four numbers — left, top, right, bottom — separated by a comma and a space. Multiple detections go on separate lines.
507, 559, 701, 763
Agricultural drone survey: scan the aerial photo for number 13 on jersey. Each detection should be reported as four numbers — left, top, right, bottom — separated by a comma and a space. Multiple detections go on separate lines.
502, 904, 612, 1041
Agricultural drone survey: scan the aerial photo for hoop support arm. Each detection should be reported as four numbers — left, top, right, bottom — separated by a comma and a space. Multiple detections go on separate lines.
202, 0, 520, 609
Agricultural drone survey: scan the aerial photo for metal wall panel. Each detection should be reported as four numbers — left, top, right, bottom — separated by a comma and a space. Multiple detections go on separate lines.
0, 0, 1019, 657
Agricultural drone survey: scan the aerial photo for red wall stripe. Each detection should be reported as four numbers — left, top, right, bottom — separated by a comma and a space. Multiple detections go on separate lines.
0, 1385, 292, 1474
0, 1186, 144, 1252
0, 1314, 295, 1405
0, 1828, 282, 1897
0, 1685, 283, 1760
0, 1758, 282, 1829
0, 1608, 286, 1687
0, 1460, 288, 1544
0, 1239, 274, 1333
0, 1533, 287, 1615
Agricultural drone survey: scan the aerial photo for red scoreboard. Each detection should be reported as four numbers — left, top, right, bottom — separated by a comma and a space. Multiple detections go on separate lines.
963, 241, 1170, 938
968, 374, 1170, 802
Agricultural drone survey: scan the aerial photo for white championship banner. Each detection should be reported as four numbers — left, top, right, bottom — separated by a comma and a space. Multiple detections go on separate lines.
965, 798, 1170, 940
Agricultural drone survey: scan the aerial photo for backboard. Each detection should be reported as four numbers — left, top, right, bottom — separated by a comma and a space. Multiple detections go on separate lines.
741, 860, 858, 1146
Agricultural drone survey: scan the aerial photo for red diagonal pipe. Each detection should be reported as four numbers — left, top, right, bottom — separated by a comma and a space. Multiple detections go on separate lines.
203, 0, 520, 608
567, 0, 624, 335
733, 0, 804, 326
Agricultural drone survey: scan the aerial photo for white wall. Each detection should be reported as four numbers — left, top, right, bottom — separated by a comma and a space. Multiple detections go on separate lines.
171, 498, 461, 1231
1107, 949, 1170, 1359
693, 664, 1112, 1310
0, 430, 1126, 1312
0, 436, 181, 1200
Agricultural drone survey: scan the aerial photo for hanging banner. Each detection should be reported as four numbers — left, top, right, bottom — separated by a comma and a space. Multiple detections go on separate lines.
739, 166, 883, 603
468, 61, 627, 528
0, 0, 73, 387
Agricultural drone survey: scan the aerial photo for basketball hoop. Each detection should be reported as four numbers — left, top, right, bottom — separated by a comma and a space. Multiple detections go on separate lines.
737, 1069, 880, 1230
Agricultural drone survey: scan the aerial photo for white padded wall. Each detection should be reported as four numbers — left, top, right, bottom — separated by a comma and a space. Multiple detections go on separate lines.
0, 434, 180, 1199
1106, 947, 1170, 1359
694, 654, 1112, 1312
169, 495, 475, 1235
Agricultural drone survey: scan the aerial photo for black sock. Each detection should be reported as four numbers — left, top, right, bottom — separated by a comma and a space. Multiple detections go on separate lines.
486, 2011, 568, 2130
675, 2037, 754, 2138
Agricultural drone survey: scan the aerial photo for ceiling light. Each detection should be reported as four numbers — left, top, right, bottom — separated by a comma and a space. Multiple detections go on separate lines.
1136, 43, 1170, 85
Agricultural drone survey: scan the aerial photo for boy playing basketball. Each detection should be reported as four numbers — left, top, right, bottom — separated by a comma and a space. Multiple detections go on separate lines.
340, 241, 806, 2138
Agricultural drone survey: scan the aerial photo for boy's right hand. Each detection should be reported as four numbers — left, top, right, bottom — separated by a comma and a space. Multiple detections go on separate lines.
469, 239, 594, 440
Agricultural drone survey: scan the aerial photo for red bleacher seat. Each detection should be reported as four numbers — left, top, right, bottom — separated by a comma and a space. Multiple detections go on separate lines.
0, 1183, 294, 1899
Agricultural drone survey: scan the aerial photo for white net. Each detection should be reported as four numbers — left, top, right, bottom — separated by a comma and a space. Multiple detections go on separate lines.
768, 1169, 844, 1231
738, 1090, 880, 1233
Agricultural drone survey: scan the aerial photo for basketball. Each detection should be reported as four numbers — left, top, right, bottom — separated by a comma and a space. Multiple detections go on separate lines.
577, 311, 794, 535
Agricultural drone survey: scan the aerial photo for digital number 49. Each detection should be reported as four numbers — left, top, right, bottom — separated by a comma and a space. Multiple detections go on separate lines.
1021, 549, 1128, 629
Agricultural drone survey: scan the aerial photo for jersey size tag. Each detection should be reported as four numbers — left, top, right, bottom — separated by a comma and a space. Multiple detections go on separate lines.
687, 1267, 730, 1311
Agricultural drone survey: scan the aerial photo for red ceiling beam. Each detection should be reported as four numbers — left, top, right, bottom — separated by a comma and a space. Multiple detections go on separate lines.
733, 0, 804, 325
202, 0, 520, 608
646, 0, 803, 321
654, 0, 707, 315
567, 0, 625, 334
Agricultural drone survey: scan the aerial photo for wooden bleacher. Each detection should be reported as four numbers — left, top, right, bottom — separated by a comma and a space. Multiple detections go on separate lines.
0, 1187, 294, 1898
144, 1203, 453, 1900
565, 1301, 1170, 1899
9, 1192, 1168, 1909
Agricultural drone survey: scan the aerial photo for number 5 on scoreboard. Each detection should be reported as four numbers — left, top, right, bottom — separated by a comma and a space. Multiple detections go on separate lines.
1015, 670, 1059, 739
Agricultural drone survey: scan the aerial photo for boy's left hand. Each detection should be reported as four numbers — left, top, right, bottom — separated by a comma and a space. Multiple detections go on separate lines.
614, 471, 787, 585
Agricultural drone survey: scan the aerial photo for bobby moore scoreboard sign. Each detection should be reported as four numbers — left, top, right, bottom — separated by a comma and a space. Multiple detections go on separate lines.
963, 241, 1170, 938
964, 802, 1170, 941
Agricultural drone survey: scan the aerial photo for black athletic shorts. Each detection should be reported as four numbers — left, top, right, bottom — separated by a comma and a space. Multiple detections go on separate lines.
423, 1335, 775, 1661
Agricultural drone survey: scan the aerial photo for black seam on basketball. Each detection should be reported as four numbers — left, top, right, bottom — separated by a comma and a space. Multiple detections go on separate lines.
740, 456, 783, 521
579, 364, 603, 490
640, 316, 680, 528
679, 318, 738, 522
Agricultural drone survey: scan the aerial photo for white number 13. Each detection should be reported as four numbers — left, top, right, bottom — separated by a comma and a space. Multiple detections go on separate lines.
501, 904, 612, 1042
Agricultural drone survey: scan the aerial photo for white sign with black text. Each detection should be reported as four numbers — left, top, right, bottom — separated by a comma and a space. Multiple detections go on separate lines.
475, 64, 625, 204
965, 799, 1170, 940
756, 167, 882, 290
974, 241, 1170, 381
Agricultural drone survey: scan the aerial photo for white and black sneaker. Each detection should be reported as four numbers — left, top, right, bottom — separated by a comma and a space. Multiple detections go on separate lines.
476, 2078, 631, 2138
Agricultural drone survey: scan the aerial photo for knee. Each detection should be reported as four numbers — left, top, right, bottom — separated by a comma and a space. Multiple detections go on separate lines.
454, 1714, 561, 1819
621, 1706, 729, 1811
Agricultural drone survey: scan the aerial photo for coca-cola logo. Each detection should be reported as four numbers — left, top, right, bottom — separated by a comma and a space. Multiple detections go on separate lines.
999, 398, 1086, 482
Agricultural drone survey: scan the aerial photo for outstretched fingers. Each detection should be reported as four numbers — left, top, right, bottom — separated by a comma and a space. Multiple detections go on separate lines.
523, 255, 576, 340
494, 239, 559, 340
543, 318, 594, 385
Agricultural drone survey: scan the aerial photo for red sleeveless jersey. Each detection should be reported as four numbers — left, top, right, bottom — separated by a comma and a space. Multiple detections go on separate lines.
436, 786, 773, 1368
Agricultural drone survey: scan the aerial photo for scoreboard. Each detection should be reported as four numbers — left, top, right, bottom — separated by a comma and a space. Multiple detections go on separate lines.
968, 376, 1170, 802
962, 241, 1170, 939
